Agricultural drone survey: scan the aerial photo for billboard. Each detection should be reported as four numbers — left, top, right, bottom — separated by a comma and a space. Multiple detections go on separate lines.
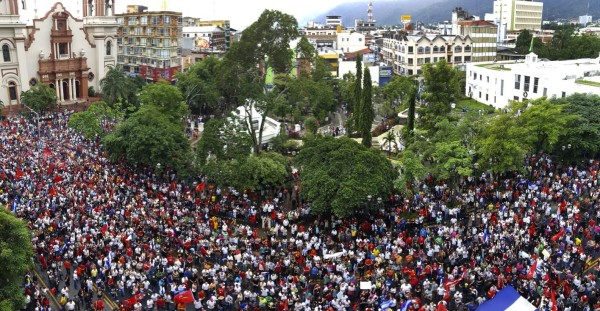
401, 15, 411, 22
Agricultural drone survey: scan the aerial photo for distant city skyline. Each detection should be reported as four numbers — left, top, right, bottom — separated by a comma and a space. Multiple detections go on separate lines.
21, 0, 366, 29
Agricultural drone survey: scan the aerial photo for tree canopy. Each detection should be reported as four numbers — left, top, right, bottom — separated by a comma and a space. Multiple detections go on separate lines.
296, 136, 397, 217
68, 101, 127, 139
420, 59, 460, 132
20, 84, 57, 113
0, 208, 34, 311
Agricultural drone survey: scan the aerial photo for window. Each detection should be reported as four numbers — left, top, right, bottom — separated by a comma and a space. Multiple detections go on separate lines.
58, 43, 68, 56
562, 91, 566, 98
514, 96, 520, 101
524, 76, 530, 92
515, 74, 521, 90
479, 91, 482, 98
425, 47, 431, 54
140, 16, 147, 25
533, 77, 539, 93
408, 58, 413, 65
487, 76, 489, 83
433, 46, 439, 53
543, 88, 547, 96
8, 82, 17, 101
500, 80, 504, 96
464, 56, 471, 62
106, 41, 112, 56
417, 47, 424, 54
454, 46, 462, 53
2, 44, 9, 62
408, 46, 413, 53
164, 16, 171, 24
486, 94, 489, 101
439, 46, 445, 52
464, 45, 471, 52
454, 56, 461, 62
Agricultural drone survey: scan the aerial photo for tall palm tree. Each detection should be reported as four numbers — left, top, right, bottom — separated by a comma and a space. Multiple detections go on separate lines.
100, 65, 129, 105
382, 131, 396, 158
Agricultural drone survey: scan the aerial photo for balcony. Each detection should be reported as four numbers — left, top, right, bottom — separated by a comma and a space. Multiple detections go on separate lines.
38, 57, 88, 74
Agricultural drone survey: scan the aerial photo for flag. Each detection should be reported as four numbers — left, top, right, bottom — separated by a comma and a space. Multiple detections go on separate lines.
59, 242, 70, 254
380, 298, 393, 309
559, 200, 567, 212
174, 290, 194, 305
15, 169, 23, 180
550, 290, 557, 311
53, 176, 63, 183
105, 251, 113, 269
195, 182, 206, 193
11, 200, 17, 212
527, 260, 537, 278
483, 226, 490, 244
551, 228, 565, 242
529, 35, 535, 53
437, 301, 448, 311
399, 299, 413, 311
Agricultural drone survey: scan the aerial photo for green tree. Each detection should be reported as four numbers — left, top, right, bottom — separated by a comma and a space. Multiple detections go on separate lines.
351, 55, 363, 128
420, 59, 460, 133
381, 75, 416, 116
406, 90, 417, 142
304, 116, 318, 136
103, 105, 192, 174
0, 208, 34, 311
552, 93, 600, 161
519, 98, 574, 153
139, 81, 188, 122
176, 57, 222, 115
20, 84, 57, 113
381, 131, 396, 157
100, 65, 131, 105
476, 108, 528, 174
359, 66, 374, 147
515, 29, 533, 54
68, 101, 126, 139
394, 149, 426, 196
296, 136, 397, 217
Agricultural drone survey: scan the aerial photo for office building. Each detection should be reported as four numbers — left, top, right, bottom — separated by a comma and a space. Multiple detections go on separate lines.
115, 7, 182, 82
493, 0, 543, 31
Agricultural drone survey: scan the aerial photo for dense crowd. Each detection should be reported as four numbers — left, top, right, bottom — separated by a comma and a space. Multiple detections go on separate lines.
3, 113, 600, 311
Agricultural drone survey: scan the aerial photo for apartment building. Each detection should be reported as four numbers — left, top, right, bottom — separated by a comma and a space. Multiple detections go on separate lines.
337, 32, 367, 54
382, 33, 473, 76
493, 0, 543, 31
115, 8, 182, 82
456, 20, 497, 62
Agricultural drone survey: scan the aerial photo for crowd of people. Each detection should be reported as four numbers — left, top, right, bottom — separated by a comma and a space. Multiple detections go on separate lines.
3, 112, 600, 311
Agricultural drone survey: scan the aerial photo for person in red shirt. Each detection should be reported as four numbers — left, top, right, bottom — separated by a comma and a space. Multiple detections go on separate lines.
93, 299, 105, 311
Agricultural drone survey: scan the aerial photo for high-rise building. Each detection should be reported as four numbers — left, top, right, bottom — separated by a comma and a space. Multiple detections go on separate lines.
0, 0, 118, 106
115, 7, 182, 82
456, 20, 498, 62
580, 15, 593, 26
493, 0, 543, 31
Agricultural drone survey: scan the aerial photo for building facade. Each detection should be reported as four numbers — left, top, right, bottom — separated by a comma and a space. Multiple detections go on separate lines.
115, 9, 182, 82
0, 0, 118, 106
183, 26, 226, 52
382, 34, 473, 76
336, 32, 367, 54
183, 18, 232, 50
456, 20, 497, 62
493, 0, 543, 31
465, 53, 600, 108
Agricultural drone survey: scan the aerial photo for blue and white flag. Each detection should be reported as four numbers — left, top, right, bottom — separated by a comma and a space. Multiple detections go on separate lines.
380, 298, 393, 309
105, 251, 113, 269
11, 200, 17, 212
400, 299, 413, 311
475, 285, 537, 311
483, 226, 490, 244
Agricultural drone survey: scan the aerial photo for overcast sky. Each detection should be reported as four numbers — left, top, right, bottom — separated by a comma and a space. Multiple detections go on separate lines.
26, 0, 362, 29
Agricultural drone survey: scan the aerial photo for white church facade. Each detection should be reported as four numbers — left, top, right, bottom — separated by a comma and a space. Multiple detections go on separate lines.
0, 0, 118, 107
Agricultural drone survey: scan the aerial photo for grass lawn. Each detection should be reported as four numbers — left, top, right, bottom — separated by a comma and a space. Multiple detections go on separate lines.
455, 98, 495, 112
576, 79, 600, 87
475, 63, 512, 71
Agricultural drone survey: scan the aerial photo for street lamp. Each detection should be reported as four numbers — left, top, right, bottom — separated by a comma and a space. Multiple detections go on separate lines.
21, 102, 41, 157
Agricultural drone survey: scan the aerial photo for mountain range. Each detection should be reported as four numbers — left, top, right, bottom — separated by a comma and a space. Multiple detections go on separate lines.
310, 0, 600, 26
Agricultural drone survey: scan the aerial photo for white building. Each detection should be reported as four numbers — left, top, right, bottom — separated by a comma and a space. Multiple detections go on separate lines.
233, 104, 281, 144
183, 26, 226, 51
336, 32, 367, 54
0, 0, 118, 106
493, 0, 543, 31
465, 53, 600, 108
325, 15, 342, 27
579, 15, 593, 26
